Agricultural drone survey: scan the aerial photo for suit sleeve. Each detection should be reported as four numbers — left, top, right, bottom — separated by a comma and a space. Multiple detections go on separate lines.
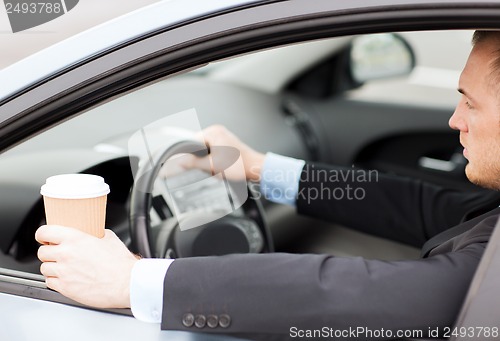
161, 243, 485, 340
160, 215, 498, 340
296, 163, 499, 247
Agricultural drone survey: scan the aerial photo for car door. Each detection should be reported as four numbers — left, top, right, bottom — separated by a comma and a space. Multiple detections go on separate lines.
1, 1, 500, 340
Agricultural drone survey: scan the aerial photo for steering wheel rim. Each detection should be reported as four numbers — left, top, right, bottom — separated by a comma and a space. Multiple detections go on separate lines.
129, 140, 272, 258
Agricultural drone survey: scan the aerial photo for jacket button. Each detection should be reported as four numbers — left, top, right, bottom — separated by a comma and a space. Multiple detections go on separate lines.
207, 315, 218, 328
219, 314, 231, 328
182, 313, 194, 327
194, 314, 206, 328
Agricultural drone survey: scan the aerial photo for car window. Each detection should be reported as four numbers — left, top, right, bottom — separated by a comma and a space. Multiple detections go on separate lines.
0, 30, 490, 277
346, 30, 472, 109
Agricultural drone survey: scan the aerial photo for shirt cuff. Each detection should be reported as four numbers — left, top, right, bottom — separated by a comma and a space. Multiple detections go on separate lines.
130, 258, 174, 323
260, 152, 305, 206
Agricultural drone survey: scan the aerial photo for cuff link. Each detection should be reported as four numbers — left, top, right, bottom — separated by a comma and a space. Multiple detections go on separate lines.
151, 309, 160, 321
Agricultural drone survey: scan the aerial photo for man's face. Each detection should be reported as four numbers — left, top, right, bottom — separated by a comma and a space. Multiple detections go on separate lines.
449, 38, 500, 190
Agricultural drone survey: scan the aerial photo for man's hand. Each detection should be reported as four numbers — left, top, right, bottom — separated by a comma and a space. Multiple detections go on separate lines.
179, 125, 266, 182
35, 225, 138, 309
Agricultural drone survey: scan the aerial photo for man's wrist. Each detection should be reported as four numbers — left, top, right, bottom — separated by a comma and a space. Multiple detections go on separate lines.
247, 152, 265, 182
259, 153, 305, 206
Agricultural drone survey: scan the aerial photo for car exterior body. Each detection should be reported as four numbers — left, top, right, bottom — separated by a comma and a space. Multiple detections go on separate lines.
1, 1, 500, 340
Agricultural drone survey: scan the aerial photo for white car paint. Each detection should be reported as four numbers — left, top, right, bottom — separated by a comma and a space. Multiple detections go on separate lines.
0, 0, 257, 102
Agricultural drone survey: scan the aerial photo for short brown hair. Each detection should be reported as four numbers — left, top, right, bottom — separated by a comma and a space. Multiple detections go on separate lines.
472, 30, 500, 90
472, 30, 500, 45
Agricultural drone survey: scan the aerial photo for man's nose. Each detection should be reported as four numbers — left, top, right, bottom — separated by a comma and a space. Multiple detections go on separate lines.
449, 107, 467, 132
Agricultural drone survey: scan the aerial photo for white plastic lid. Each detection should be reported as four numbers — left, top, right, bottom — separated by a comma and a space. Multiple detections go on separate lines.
40, 174, 110, 199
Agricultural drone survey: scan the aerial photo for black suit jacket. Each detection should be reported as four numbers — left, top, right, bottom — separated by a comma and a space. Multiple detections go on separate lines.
161, 163, 500, 340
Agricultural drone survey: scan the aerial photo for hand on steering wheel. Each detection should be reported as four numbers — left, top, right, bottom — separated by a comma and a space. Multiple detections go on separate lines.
161, 125, 266, 182
129, 137, 272, 259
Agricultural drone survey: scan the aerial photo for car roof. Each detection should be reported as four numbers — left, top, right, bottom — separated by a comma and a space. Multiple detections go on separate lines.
0, 0, 258, 102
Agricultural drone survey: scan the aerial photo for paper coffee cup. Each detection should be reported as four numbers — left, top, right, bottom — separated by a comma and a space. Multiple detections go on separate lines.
40, 174, 110, 238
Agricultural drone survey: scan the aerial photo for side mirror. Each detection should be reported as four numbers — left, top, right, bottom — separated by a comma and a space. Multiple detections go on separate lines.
349, 33, 415, 83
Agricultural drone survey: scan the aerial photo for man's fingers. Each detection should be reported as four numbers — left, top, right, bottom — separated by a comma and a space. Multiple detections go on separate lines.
40, 261, 59, 278
35, 225, 83, 245
37, 245, 60, 262
191, 154, 214, 174
45, 277, 62, 292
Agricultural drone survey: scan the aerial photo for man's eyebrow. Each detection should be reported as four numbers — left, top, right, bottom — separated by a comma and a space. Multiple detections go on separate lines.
457, 88, 476, 103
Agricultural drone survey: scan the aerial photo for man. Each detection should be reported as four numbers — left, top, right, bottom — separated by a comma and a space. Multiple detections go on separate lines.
36, 30, 500, 340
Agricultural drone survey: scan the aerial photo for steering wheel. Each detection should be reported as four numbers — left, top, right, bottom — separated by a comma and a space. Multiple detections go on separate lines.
129, 140, 273, 258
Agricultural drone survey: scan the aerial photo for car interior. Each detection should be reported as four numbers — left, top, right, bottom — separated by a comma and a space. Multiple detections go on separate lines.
0, 29, 498, 276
